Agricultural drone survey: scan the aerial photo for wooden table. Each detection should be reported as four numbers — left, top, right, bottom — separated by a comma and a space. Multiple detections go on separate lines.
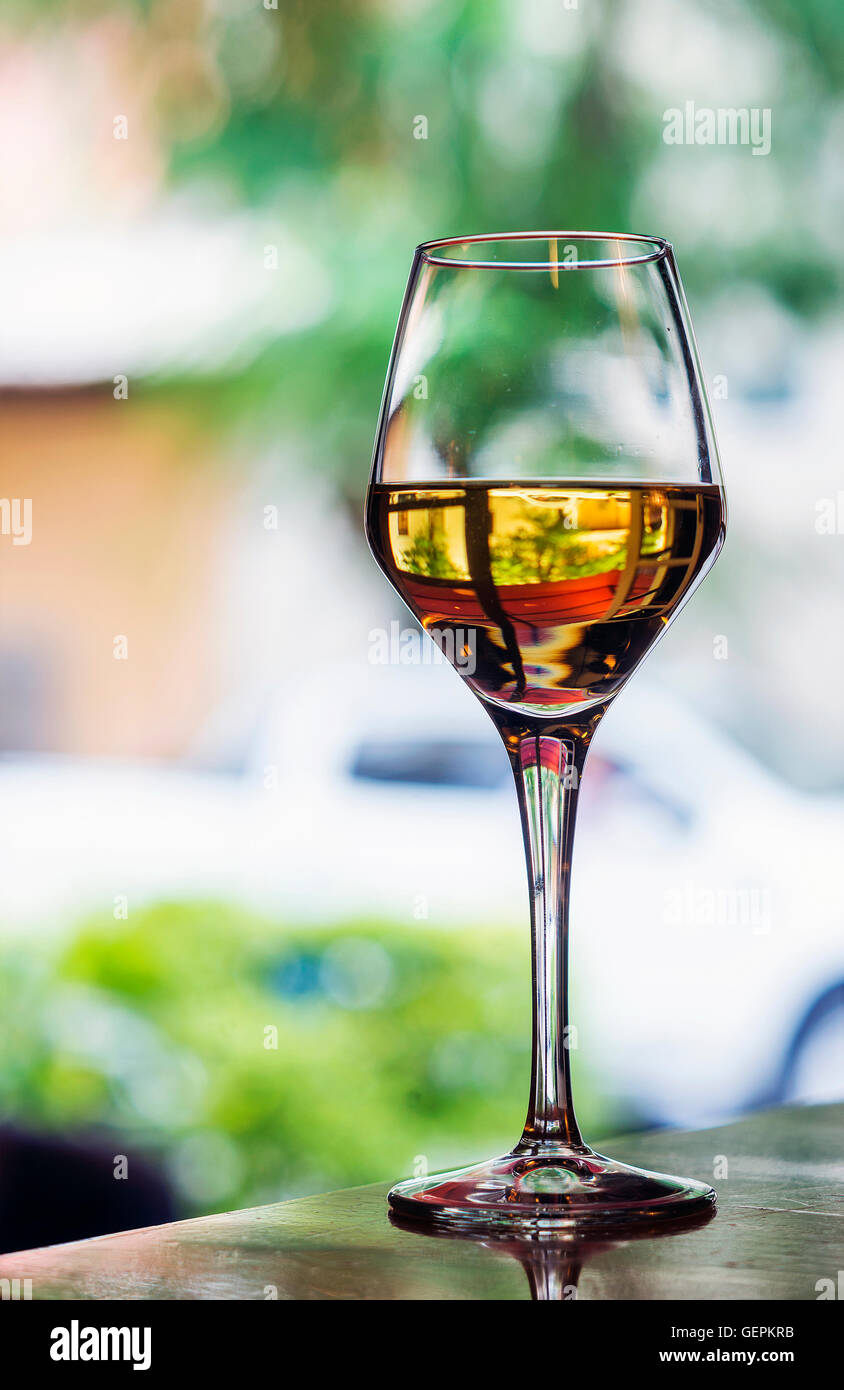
1, 1104, 841, 1300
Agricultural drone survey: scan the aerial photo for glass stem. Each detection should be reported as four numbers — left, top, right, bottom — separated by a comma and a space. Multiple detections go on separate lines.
506, 724, 595, 1152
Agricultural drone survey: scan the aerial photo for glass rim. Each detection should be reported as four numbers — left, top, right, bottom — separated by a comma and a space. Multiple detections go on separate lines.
417, 231, 671, 271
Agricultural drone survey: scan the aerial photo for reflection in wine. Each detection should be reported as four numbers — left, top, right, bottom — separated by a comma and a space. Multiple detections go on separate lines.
367, 482, 724, 720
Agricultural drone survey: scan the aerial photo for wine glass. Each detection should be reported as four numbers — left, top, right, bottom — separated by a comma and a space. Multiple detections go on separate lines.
365, 232, 726, 1231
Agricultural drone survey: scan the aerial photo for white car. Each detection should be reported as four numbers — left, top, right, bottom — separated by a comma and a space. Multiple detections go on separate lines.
1, 659, 842, 1128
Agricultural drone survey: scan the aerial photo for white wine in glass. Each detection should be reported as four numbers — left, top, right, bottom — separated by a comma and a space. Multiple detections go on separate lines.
366, 233, 726, 1232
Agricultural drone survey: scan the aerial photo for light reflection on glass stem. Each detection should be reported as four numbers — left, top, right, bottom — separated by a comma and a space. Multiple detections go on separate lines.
512, 729, 593, 1153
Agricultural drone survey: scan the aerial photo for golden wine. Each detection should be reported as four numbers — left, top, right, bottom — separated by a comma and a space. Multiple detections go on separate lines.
367, 481, 725, 718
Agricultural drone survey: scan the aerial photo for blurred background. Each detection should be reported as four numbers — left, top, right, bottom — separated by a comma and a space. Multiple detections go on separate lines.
0, 0, 842, 1250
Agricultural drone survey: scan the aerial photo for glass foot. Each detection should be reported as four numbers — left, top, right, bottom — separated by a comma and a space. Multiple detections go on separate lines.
388, 1146, 716, 1233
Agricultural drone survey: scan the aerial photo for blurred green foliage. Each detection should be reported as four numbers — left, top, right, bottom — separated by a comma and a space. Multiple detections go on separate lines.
12, 0, 838, 489
0, 903, 614, 1213
188, 0, 840, 491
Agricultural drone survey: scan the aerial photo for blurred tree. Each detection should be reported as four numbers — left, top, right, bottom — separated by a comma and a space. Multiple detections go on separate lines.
8, 0, 837, 488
